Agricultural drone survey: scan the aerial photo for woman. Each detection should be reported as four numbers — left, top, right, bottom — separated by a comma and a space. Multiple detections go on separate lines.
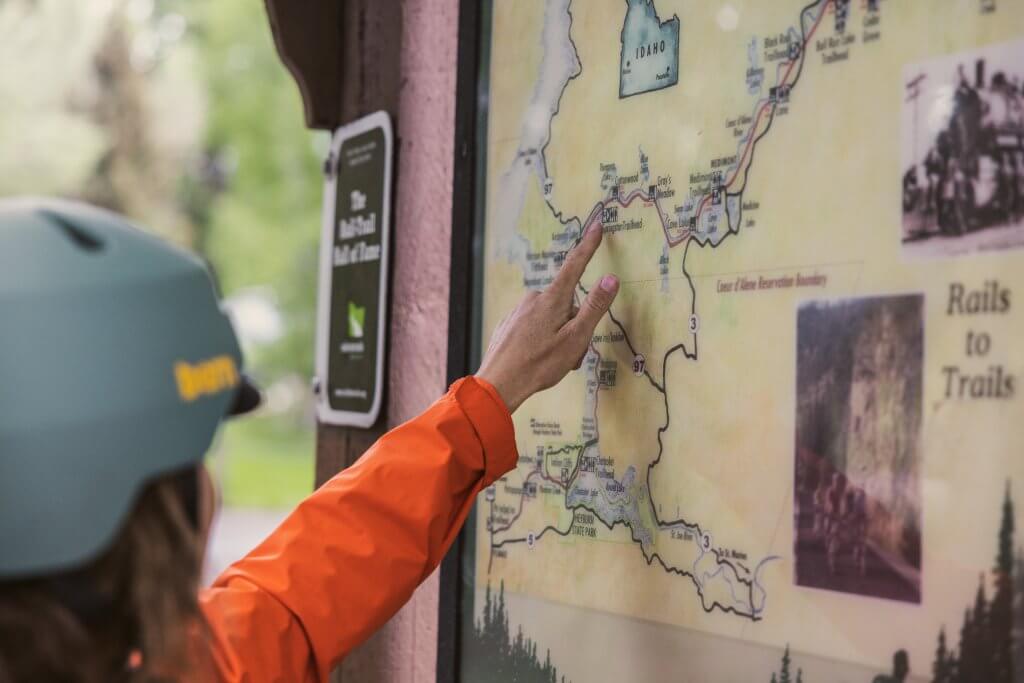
0, 198, 619, 682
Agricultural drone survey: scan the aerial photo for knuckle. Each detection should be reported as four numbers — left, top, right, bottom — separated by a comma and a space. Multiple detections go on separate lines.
558, 256, 579, 277
586, 292, 610, 313
569, 327, 591, 350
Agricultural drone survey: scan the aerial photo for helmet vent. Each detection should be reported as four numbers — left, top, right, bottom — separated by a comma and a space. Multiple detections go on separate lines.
39, 209, 105, 252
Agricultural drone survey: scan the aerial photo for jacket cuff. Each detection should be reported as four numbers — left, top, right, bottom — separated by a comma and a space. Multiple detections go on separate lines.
451, 376, 518, 483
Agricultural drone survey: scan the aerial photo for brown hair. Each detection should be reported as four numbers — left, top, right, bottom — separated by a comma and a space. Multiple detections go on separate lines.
0, 469, 204, 682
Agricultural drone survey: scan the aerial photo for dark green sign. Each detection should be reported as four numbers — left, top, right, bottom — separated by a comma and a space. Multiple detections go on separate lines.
315, 112, 392, 427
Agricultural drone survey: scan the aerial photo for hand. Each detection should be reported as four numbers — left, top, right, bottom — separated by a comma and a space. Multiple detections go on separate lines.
476, 223, 619, 413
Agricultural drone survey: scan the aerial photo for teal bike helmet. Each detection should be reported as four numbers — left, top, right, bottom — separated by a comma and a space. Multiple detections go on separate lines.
0, 198, 260, 579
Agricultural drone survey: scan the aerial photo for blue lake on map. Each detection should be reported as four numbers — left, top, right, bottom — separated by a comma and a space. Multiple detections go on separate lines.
619, 0, 680, 98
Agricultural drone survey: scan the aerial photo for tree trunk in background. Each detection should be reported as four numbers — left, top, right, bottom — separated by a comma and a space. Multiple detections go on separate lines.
82, 7, 201, 247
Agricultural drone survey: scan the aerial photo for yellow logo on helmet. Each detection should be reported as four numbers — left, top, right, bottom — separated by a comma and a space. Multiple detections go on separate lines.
175, 356, 240, 403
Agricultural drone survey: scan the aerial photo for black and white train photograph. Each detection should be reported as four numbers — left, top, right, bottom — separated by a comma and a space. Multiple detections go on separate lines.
902, 38, 1024, 257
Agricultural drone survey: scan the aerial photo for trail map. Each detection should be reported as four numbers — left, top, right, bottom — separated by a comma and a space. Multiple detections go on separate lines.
470, 1, 1024, 680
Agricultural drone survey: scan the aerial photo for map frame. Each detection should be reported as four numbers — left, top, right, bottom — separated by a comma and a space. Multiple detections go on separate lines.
437, 1, 494, 681
439, 1, 1024, 681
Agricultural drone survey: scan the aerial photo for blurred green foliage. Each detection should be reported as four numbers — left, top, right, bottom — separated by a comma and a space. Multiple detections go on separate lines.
0, 0, 323, 507
184, 0, 325, 385
215, 416, 315, 508
184, 0, 323, 506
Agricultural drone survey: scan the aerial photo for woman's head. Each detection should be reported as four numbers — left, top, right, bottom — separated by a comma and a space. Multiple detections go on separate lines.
0, 199, 259, 580
0, 466, 211, 682
0, 200, 260, 680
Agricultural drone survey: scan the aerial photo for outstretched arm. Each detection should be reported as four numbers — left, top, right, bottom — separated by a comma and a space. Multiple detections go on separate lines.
197, 223, 619, 682
199, 376, 516, 681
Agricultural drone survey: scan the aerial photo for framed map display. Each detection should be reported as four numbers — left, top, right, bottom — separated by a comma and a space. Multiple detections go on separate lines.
444, 1, 1024, 680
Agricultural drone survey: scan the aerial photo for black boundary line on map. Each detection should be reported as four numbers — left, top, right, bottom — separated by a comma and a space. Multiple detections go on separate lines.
624, 0, 833, 604
493, 457, 762, 619
472, 0, 834, 639
540, 3, 584, 229
491, 441, 760, 619
617, 0, 830, 616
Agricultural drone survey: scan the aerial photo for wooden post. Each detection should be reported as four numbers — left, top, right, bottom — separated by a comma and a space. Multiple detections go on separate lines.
312, 0, 403, 478
265, 1, 404, 680
264, 0, 403, 478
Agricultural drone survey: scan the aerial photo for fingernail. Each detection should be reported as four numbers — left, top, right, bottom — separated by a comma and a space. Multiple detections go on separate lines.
600, 274, 619, 292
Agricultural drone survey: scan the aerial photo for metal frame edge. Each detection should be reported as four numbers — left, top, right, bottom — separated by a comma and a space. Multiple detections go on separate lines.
437, 1, 484, 680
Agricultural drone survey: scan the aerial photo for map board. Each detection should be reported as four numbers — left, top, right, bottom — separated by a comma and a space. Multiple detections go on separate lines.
456, 1, 1024, 681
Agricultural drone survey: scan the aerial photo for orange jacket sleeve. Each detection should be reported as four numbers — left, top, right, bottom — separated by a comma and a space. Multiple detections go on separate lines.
197, 376, 517, 682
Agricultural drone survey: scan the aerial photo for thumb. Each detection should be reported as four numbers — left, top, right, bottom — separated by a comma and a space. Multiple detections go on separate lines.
571, 274, 619, 337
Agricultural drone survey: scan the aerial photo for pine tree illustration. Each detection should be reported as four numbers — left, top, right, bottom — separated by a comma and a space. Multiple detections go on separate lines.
465, 583, 568, 682
768, 645, 796, 683
931, 627, 953, 683
973, 574, 991, 681
779, 644, 792, 683
991, 483, 1015, 683
923, 486, 1020, 683
1015, 550, 1024, 682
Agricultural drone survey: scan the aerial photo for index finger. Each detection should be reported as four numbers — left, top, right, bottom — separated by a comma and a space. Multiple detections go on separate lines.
548, 222, 603, 297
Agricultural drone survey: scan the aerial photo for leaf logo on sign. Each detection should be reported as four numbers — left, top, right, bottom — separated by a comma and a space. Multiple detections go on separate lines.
348, 301, 366, 339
